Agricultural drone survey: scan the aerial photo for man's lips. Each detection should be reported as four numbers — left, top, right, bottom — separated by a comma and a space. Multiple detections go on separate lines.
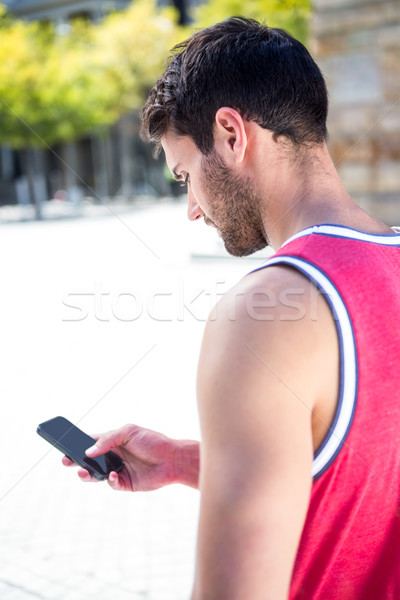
204, 216, 217, 228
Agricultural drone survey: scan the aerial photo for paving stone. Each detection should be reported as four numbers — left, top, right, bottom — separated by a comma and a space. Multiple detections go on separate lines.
0, 201, 250, 599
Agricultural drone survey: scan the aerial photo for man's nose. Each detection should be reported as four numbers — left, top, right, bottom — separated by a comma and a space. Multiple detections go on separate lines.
187, 185, 204, 221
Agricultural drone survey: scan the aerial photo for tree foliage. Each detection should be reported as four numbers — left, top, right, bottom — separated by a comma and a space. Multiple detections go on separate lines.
195, 0, 311, 45
0, 0, 181, 148
0, 16, 106, 147
92, 1, 181, 113
0, 0, 310, 149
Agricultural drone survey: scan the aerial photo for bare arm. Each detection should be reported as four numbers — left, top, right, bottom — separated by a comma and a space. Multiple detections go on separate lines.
192, 266, 337, 599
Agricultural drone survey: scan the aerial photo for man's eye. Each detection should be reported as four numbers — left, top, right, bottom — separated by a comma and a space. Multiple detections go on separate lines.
180, 174, 191, 187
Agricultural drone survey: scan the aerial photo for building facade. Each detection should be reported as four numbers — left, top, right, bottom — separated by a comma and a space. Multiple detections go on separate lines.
3, 0, 128, 23
312, 0, 400, 225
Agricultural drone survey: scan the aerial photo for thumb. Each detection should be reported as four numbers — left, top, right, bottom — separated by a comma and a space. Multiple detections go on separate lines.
86, 434, 112, 457
85, 427, 128, 457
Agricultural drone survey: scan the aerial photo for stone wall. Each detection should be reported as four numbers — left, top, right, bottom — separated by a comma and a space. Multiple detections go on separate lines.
312, 0, 400, 225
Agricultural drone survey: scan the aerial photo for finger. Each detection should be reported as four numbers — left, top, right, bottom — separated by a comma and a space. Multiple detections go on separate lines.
62, 458, 97, 481
107, 471, 124, 491
85, 434, 111, 457
86, 428, 130, 457
62, 435, 99, 464
77, 468, 98, 482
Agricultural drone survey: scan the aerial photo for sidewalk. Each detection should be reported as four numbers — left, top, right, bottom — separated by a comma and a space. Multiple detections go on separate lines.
0, 196, 159, 225
0, 198, 267, 599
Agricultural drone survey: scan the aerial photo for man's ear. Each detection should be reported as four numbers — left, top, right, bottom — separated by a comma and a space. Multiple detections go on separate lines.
214, 108, 248, 164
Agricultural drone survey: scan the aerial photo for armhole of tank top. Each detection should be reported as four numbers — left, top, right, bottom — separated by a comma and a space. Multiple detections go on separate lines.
252, 255, 358, 481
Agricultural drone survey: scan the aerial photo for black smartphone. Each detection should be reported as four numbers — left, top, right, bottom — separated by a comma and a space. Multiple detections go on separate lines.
37, 416, 125, 481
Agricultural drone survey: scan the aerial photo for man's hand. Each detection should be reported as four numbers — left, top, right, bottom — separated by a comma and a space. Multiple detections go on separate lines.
62, 424, 200, 491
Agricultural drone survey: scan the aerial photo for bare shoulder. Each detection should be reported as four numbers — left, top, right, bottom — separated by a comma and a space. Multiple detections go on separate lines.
199, 264, 339, 450
203, 264, 336, 370
209, 263, 325, 325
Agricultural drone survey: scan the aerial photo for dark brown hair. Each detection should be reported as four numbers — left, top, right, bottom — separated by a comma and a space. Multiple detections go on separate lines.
141, 17, 328, 155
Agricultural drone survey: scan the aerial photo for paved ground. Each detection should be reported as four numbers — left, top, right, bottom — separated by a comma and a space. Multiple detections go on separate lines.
0, 197, 269, 599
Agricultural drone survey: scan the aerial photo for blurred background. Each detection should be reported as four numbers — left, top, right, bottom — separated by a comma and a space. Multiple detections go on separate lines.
0, 0, 399, 599
0, 0, 398, 222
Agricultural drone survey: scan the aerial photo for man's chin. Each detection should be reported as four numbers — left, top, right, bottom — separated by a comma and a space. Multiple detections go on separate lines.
223, 239, 268, 257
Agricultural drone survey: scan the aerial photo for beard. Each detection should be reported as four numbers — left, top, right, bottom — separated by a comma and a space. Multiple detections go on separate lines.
200, 149, 269, 257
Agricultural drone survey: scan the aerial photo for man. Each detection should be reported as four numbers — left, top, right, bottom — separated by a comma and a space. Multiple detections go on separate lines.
63, 18, 400, 599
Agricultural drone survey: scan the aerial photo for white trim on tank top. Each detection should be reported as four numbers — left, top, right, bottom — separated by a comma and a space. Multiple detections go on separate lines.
282, 224, 400, 248
253, 255, 358, 480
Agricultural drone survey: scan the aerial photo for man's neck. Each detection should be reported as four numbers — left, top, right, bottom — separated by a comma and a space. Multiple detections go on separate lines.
258, 143, 391, 250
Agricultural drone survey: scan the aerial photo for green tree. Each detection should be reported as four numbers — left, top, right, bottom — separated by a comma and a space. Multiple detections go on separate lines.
195, 0, 311, 45
92, 0, 181, 113
0, 0, 311, 215
0, 0, 181, 148
0, 0, 181, 214
0, 19, 122, 148
0, 13, 116, 215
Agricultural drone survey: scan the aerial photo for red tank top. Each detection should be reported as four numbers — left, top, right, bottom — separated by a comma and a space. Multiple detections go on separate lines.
256, 224, 400, 599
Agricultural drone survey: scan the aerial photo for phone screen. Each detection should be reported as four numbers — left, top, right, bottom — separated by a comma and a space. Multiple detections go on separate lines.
37, 416, 124, 480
